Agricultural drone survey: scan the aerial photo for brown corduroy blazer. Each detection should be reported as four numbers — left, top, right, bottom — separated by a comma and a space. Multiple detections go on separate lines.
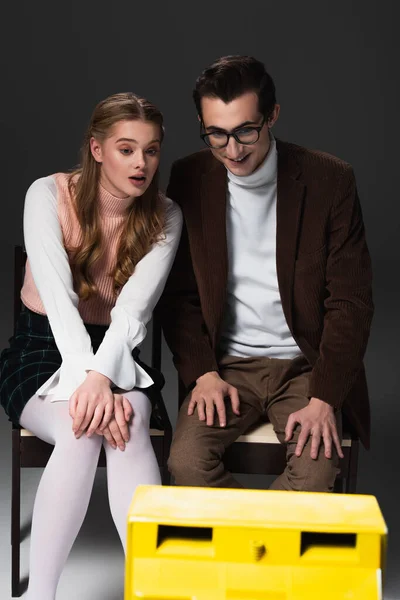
158, 139, 374, 448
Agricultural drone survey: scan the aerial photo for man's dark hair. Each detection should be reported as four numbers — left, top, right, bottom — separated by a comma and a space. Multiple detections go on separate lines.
193, 55, 276, 120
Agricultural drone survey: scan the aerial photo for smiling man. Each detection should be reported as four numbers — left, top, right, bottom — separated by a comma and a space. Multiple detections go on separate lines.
158, 55, 373, 491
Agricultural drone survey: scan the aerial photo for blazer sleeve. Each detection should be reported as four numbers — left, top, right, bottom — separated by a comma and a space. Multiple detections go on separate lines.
308, 165, 374, 408
157, 161, 219, 389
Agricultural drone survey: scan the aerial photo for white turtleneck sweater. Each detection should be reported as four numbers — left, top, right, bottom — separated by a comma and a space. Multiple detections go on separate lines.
219, 136, 302, 359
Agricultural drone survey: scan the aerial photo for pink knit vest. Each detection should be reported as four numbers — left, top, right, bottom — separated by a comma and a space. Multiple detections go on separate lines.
21, 173, 136, 325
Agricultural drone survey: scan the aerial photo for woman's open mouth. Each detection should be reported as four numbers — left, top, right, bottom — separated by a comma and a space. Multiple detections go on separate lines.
129, 175, 146, 187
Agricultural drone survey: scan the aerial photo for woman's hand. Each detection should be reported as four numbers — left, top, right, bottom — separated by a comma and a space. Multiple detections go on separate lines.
69, 371, 114, 438
94, 394, 133, 450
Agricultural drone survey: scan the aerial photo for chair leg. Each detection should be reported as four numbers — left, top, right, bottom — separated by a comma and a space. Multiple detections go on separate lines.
162, 466, 171, 486
11, 428, 21, 597
333, 477, 345, 493
161, 429, 172, 486
345, 439, 359, 494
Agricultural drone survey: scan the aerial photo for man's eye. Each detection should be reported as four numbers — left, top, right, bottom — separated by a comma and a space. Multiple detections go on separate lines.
210, 131, 226, 139
235, 128, 253, 135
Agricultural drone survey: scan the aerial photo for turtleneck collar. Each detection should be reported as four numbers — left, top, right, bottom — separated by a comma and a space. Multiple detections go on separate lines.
98, 183, 134, 218
227, 133, 277, 189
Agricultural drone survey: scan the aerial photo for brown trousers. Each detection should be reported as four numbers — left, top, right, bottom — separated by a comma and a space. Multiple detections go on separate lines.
168, 355, 341, 492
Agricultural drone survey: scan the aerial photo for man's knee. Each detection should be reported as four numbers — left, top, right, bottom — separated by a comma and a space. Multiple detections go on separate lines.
168, 436, 219, 486
288, 449, 340, 492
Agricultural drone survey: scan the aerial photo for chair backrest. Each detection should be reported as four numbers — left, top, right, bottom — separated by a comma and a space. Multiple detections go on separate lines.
151, 307, 187, 406
151, 307, 162, 373
13, 246, 26, 330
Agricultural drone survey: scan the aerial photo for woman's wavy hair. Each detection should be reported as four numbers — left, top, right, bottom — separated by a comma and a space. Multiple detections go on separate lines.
67, 92, 165, 300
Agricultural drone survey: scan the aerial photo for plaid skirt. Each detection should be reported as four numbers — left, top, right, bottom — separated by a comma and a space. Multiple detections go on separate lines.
0, 306, 165, 427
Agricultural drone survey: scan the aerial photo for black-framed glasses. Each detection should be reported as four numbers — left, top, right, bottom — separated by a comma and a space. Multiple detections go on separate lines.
200, 118, 266, 149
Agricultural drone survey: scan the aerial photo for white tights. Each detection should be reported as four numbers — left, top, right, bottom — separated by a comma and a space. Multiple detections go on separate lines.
19, 390, 161, 600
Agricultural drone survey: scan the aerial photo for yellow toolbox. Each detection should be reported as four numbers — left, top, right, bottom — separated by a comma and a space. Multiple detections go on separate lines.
125, 485, 387, 600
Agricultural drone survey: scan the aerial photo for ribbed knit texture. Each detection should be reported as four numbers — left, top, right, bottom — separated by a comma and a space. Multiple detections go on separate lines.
21, 173, 133, 325
220, 136, 301, 358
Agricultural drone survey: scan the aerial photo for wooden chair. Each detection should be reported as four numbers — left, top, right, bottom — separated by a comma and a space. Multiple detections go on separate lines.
11, 245, 172, 597
156, 320, 359, 497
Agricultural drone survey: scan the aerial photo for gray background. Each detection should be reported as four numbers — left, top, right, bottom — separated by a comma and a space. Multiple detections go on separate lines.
0, 1, 398, 598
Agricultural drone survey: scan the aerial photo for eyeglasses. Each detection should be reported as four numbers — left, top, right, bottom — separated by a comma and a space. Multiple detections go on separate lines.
200, 118, 266, 149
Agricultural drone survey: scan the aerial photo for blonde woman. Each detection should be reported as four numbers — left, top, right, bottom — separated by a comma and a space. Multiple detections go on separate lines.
0, 92, 182, 600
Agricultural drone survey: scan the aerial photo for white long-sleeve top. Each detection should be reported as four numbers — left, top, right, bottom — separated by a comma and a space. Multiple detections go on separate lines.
22, 175, 182, 401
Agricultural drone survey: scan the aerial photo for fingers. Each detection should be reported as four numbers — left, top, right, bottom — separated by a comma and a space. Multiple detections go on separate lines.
331, 423, 344, 459
295, 425, 311, 457
101, 426, 117, 449
295, 424, 342, 460
229, 386, 240, 416
214, 395, 226, 427
75, 405, 95, 438
69, 371, 116, 436
196, 398, 206, 421
69, 393, 77, 419
114, 395, 129, 444
86, 404, 106, 437
187, 384, 237, 427
285, 407, 343, 460
76, 395, 108, 437
192, 396, 225, 427
310, 430, 322, 460
71, 395, 85, 431
285, 413, 297, 442
108, 418, 126, 451
72, 396, 90, 436
204, 397, 215, 426
321, 424, 332, 459
97, 398, 114, 432
187, 394, 197, 416
94, 420, 125, 451
320, 421, 343, 460
122, 396, 134, 422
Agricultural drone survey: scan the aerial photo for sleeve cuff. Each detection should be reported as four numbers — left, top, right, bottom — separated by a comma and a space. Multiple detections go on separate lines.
86, 330, 147, 390
36, 351, 95, 400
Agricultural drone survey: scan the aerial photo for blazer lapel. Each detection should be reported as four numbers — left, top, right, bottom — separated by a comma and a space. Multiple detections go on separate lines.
276, 140, 306, 334
200, 157, 228, 340
197, 143, 305, 342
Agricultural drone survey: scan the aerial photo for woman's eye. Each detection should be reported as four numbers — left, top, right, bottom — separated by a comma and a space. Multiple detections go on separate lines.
146, 148, 159, 156
120, 148, 132, 155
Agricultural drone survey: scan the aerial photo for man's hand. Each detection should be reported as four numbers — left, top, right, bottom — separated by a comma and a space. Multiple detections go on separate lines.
69, 371, 114, 438
94, 394, 133, 451
188, 371, 240, 427
285, 397, 343, 460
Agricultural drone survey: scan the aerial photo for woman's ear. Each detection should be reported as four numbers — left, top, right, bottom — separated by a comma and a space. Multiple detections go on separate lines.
90, 137, 103, 163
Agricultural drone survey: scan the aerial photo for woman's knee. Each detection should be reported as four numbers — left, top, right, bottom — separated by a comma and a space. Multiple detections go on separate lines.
55, 422, 103, 459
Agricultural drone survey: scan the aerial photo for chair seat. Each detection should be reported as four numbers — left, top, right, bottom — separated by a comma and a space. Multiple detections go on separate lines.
236, 421, 352, 447
20, 426, 351, 444
19, 427, 165, 437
